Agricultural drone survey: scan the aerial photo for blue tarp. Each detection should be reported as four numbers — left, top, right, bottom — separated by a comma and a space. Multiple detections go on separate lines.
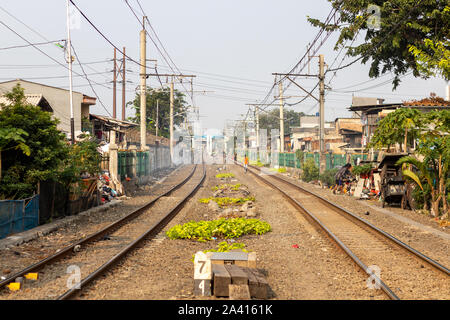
0, 195, 39, 239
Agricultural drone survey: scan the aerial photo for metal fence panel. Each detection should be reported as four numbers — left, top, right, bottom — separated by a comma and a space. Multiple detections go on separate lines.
0, 195, 39, 239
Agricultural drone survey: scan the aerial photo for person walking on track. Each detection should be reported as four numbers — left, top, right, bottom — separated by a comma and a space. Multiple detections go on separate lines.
244, 154, 249, 173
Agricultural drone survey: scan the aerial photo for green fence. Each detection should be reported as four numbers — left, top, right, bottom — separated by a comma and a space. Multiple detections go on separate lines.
118, 151, 150, 180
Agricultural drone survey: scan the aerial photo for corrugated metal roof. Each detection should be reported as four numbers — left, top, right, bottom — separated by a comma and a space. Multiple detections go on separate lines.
90, 114, 138, 128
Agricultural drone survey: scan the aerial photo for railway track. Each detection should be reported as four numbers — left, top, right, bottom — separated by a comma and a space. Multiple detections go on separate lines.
0, 163, 206, 300
244, 163, 449, 300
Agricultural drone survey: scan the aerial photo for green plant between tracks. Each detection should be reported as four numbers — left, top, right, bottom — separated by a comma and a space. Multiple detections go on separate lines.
166, 218, 271, 242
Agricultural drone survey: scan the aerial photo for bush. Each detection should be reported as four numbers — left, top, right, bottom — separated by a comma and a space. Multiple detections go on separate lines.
302, 158, 319, 182
352, 164, 373, 176
319, 168, 339, 186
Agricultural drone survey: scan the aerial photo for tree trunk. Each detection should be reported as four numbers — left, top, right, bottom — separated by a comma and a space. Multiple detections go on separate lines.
431, 199, 440, 218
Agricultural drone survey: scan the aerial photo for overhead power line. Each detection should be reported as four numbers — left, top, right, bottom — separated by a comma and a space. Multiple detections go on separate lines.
0, 39, 65, 51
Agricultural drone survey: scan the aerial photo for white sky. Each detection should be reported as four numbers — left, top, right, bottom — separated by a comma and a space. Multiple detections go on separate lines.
0, 0, 447, 132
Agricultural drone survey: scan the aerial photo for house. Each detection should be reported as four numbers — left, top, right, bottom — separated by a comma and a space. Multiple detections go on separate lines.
349, 96, 450, 149
0, 94, 53, 113
0, 79, 96, 140
290, 115, 336, 152
87, 114, 138, 148
334, 118, 363, 153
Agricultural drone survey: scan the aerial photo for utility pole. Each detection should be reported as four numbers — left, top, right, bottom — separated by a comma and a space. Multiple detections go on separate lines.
319, 54, 326, 173
145, 73, 196, 164
122, 47, 126, 121
273, 54, 327, 173
112, 47, 126, 120
170, 80, 174, 163
155, 99, 159, 137
278, 78, 285, 153
140, 17, 147, 150
113, 48, 117, 119
66, 0, 75, 144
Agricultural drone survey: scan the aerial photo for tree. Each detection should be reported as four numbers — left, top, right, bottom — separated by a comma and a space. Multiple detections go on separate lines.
259, 108, 305, 135
0, 84, 68, 199
308, 1, 450, 88
369, 107, 449, 217
0, 128, 30, 181
127, 87, 188, 138
368, 107, 424, 151
396, 109, 449, 217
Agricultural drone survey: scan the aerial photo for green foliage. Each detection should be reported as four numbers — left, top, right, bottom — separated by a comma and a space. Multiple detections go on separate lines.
0, 127, 30, 156
59, 137, 101, 187
301, 158, 319, 182
259, 108, 305, 135
308, 1, 450, 87
395, 109, 450, 216
216, 173, 235, 179
127, 87, 188, 138
319, 168, 339, 186
295, 150, 304, 164
409, 39, 450, 80
277, 167, 287, 173
212, 183, 241, 191
0, 85, 68, 199
368, 108, 423, 151
166, 218, 272, 242
352, 164, 373, 176
0, 85, 101, 199
199, 196, 255, 207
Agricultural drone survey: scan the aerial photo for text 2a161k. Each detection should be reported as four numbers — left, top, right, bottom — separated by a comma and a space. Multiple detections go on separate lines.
221, 304, 273, 315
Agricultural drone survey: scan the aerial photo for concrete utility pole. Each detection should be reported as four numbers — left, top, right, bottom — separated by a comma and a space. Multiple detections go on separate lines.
155, 99, 159, 137
170, 80, 174, 163
122, 47, 126, 121
319, 54, 326, 173
254, 106, 259, 153
113, 48, 117, 119
278, 78, 285, 153
113, 47, 126, 121
145, 73, 196, 164
272, 54, 327, 173
66, 0, 75, 144
140, 17, 147, 150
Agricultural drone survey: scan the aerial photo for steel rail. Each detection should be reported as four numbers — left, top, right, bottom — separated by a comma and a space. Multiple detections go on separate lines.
58, 163, 206, 300
251, 164, 450, 277
240, 163, 399, 300
0, 165, 197, 290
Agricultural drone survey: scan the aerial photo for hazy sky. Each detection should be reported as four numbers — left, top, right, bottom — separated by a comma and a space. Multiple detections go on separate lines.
0, 0, 447, 131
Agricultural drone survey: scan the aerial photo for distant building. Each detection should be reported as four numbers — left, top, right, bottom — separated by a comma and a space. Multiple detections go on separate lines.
349, 96, 450, 150
334, 118, 363, 152
0, 79, 96, 140
290, 115, 335, 152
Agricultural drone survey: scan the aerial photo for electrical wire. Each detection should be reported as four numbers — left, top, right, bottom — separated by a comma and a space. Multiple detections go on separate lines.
0, 39, 65, 51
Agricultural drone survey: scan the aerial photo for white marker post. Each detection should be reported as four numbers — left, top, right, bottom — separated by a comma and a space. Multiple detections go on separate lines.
193, 251, 212, 296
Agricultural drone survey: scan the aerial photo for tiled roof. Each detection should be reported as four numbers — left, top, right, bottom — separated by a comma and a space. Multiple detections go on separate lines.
0, 94, 44, 106
402, 97, 450, 107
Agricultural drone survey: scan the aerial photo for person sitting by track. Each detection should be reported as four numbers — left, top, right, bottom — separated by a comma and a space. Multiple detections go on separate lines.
333, 163, 353, 194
